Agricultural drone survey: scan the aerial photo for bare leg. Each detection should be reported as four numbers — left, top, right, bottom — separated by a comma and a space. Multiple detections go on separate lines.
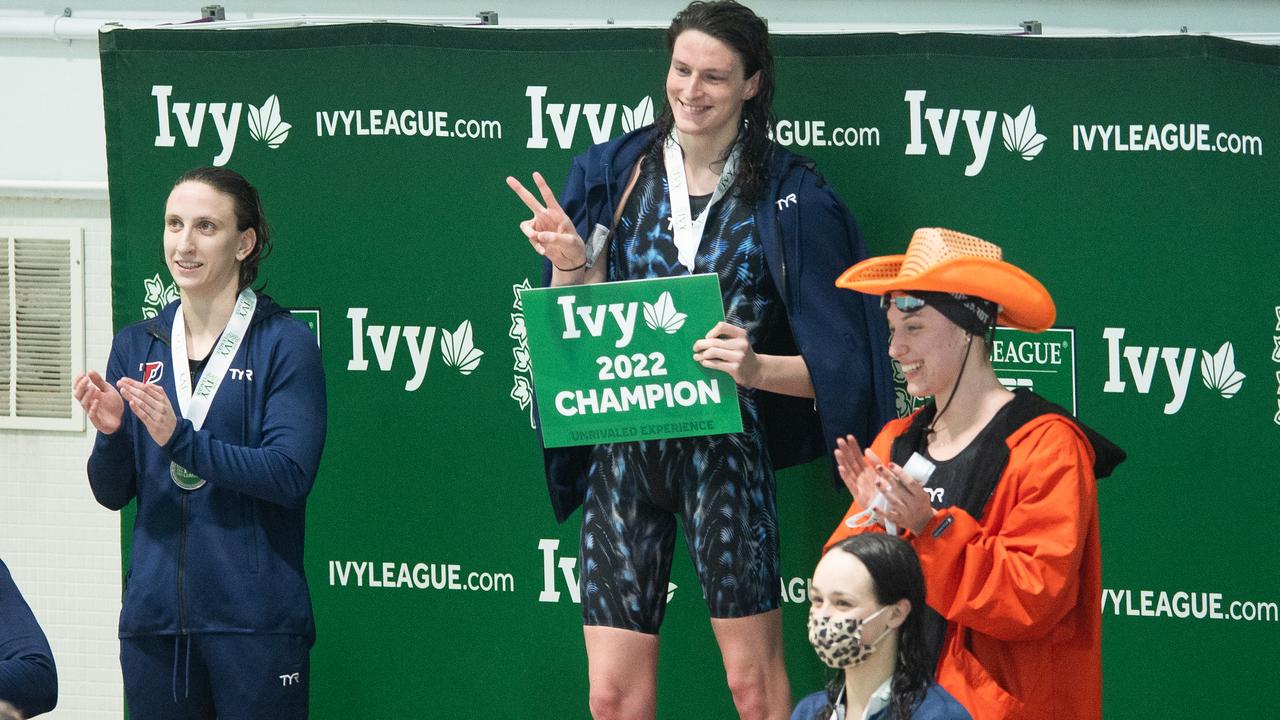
710, 610, 791, 720
584, 625, 660, 720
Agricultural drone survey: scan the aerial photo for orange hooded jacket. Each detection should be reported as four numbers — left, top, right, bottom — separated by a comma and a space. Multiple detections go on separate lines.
826, 393, 1123, 720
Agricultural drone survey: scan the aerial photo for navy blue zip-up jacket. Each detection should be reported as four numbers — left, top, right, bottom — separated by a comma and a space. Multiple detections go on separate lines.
87, 294, 326, 643
541, 126, 895, 522
0, 559, 57, 716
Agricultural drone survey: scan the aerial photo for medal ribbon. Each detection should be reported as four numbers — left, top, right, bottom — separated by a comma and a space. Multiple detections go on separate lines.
171, 288, 257, 432
663, 129, 740, 272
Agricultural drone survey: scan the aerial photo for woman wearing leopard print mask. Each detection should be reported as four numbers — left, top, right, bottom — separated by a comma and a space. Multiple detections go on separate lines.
793, 534, 969, 720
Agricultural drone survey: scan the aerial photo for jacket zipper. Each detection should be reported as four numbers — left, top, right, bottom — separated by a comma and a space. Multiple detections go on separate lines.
603, 161, 614, 226
771, 157, 808, 307
774, 211, 788, 302
178, 492, 189, 634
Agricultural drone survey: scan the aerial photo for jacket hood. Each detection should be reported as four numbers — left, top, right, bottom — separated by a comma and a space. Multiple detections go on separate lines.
894, 388, 1127, 482
580, 126, 814, 202
144, 291, 291, 343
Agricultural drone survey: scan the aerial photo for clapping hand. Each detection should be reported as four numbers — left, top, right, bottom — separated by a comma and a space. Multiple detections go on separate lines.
835, 434, 936, 535
834, 434, 885, 511
73, 371, 124, 434
117, 378, 178, 447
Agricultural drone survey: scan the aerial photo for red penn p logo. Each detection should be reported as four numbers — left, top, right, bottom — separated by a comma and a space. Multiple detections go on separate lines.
141, 361, 164, 384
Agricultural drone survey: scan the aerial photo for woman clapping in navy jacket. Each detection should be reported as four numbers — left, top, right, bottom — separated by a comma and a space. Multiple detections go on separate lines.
75, 167, 325, 719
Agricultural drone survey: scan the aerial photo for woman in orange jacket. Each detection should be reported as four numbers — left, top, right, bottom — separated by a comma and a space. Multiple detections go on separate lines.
824, 228, 1124, 720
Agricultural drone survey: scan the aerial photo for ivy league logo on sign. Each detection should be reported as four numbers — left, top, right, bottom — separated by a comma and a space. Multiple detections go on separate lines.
1102, 327, 1247, 415
903, 89, 1047, 177
991, 327, 1077, 413
895, 326, 1078, 418
152, 85, 291, 166
524, 86, 654, 150
520, 274, 743, 447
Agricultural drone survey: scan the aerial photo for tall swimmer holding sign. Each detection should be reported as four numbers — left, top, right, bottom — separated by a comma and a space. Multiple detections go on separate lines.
75, 167, 326, 719
507, 3, 894, 718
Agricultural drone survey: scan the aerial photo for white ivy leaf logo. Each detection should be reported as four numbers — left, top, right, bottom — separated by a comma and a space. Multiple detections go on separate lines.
642, 291, 687, 334
247, 95, 291, 149
512, 279, 531, 311
143, 274, 165, 305
440, 320, 485, 376
141, 273, 179, 318
508, 278, 537, 428
621, 96, 655, 134
890, 358, 905, 384
666, 581, 678, 604
509, 313, 527, 342
894, 388, 913, 418
512, 346, 531, 373
1001, 105, 1046, 161
510, 375, 533, 410
1199, 341, 1245, 398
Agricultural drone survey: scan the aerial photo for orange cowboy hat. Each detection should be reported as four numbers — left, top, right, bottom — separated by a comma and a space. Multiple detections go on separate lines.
836, 227, 1056, 332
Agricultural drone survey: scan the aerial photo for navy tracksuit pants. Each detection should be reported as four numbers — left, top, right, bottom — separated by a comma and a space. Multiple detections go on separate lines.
121, 634, 309, 720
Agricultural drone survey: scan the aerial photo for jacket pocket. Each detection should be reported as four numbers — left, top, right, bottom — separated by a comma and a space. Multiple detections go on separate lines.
947, 642, 1025, 720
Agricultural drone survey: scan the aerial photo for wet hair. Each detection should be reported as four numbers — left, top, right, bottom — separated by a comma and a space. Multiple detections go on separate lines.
818, 534, 932, 720
649, 0, 776, 205
172, 166, 272, 291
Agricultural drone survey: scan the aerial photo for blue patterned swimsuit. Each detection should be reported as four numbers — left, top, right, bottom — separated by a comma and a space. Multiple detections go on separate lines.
579, 155, 787, 633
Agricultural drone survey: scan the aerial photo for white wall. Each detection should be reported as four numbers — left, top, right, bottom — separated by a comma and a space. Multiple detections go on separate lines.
1, 2, 1278, 717
0, 196, 120, 719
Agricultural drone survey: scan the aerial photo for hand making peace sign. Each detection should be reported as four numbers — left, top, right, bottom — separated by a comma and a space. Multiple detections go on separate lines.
505, 171, 588, 272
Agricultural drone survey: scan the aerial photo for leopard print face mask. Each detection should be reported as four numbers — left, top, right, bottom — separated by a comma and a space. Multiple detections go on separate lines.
807, 605, 892, 669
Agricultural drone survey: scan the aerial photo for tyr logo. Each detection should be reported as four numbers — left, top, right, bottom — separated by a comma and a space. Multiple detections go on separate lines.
279, 672, 301, 687
775, 193, 797, 210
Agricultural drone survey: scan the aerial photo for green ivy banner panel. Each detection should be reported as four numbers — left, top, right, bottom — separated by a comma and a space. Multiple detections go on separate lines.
101, 25, 1279, 717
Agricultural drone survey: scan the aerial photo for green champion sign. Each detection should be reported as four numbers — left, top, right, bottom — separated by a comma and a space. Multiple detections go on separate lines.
521, 274, 744, 447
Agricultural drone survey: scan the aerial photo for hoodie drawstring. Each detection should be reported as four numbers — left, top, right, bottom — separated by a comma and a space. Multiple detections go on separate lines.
171, 634, 193, 703
171, 635, 179, 703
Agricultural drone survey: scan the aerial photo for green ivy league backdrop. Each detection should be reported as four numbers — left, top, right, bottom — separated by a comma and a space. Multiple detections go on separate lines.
100, 25, 1279, 717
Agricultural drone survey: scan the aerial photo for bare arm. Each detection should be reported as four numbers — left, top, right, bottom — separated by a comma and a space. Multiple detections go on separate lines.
692, 321, 815, 398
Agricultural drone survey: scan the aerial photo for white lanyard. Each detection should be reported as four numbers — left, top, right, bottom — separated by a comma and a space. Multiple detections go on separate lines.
845, 452, 936, 536
171, 288, 256, 432
663, 130, 740, 272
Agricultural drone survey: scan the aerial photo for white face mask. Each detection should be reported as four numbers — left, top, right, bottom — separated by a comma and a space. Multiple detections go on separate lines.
807, 605, 893, 669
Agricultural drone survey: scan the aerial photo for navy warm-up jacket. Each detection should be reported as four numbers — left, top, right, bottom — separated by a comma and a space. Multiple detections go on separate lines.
0, 558, 57, 717
88, 294, 326, 643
